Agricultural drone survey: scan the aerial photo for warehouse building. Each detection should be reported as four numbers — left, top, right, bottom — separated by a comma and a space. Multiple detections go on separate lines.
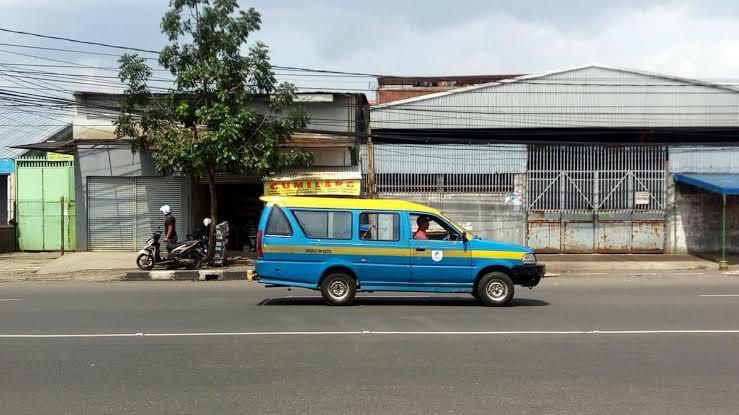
368, 64, 739, 259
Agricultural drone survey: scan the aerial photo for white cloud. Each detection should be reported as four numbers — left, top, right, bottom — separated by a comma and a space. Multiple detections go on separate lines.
257, 2, 739, 81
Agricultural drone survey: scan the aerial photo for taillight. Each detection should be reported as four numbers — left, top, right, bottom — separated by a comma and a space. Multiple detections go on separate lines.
256, 230, 263, 258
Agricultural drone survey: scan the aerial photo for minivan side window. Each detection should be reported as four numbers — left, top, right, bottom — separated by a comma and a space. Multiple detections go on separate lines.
265, 206, 292, 236
292, 210, 352, 240
410, 213, 462, 241
359, 212, 400, 241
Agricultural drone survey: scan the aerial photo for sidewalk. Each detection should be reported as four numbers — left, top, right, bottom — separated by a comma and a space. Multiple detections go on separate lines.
0, 251, 252, 282
0, 251, 732, 282
539, 254, 724, 274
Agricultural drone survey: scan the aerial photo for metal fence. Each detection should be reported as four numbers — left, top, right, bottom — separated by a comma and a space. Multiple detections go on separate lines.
527, 145, 667, 212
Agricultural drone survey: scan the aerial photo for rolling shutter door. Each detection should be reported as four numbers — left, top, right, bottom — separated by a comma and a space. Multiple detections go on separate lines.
88, 177, 135, 250
134, 177, 186, 247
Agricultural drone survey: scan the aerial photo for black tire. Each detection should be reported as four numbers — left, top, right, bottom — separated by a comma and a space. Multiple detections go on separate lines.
477, 272, 514, 307
320, 272, 357, 306
186, 256, 201, 270
136, 253, 155, 271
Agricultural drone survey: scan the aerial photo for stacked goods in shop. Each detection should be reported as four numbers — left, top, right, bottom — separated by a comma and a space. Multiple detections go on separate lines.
213, 221, 229, 266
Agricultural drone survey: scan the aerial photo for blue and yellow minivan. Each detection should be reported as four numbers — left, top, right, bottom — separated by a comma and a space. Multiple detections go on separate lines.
255, 196, 544, 306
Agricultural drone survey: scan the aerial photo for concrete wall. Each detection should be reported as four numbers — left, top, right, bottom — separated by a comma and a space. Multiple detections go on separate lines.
74, 93, 366, 139
671, 183, 739, 258
381, 192, 526, 245
74, 145, 158, 251
379, 175, 527, 245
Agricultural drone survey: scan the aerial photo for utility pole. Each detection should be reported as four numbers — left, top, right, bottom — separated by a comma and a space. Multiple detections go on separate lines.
366, 128, 376, 199
59, 196, 65, 256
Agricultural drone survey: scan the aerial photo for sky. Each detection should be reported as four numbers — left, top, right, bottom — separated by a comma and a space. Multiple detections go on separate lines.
3, 0, 739, 83
3, 0, 739, 154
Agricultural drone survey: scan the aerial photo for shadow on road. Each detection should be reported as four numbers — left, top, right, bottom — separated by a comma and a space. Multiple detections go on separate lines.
258, 296, 549, 307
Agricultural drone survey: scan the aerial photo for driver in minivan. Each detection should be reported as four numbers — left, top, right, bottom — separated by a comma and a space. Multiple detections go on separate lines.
413, 216, 430, 239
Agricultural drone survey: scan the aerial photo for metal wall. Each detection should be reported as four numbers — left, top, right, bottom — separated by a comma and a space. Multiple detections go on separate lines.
87, 176, 190, 251
527, 145, 667, 253
74, 145, 163, 251
669, 146, 739, 173
372, 66, 739, 129
360, 144, 527, 174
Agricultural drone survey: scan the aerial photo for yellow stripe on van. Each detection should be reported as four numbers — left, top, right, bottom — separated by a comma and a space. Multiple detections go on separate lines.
471, 250, 525, 260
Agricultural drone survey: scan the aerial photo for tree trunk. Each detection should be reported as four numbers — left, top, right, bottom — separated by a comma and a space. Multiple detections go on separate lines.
207, 167, 218, 261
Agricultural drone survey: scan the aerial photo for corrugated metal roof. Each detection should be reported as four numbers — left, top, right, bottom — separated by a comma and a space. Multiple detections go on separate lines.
265, 166, 361, 182
669, 146, 739, 173
360, 144, 527, 174
0, 112, 72, 159
371, 64, 739, 129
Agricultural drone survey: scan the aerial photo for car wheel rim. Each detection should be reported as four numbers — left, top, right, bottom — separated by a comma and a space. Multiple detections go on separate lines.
329, 279, 348, 299
486, 281, 507, 301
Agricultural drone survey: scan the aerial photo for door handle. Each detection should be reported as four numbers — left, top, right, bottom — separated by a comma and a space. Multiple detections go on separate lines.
415, 247, 427, 252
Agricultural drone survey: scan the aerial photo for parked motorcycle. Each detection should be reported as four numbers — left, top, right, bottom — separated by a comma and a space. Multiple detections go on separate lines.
136, 225, 207, 271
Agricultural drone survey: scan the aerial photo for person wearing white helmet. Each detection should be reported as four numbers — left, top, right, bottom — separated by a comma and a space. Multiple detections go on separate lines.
160, 205, 177, 253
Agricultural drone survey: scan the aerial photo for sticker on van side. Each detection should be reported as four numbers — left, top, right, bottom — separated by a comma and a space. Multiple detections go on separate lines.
306, 248, 333, 254
431, 250, 444, 262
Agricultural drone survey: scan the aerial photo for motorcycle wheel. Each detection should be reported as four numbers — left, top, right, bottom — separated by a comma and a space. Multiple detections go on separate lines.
136, 253, 155, 271
186, 256, 201, 270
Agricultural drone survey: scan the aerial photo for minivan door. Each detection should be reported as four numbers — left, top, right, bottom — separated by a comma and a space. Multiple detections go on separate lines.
352, 211, 410, 287
408, 213, 471, 287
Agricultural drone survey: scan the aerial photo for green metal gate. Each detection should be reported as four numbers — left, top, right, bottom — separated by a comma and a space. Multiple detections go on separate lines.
16, 156, 76, 251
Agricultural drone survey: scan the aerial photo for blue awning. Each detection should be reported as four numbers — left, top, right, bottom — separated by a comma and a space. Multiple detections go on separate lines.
673, 173, 739, 195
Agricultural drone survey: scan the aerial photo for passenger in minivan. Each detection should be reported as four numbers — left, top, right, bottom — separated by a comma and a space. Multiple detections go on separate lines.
413, 216, 430, 239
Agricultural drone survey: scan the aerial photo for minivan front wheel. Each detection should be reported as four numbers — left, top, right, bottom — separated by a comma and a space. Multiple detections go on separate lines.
477, 272, 514, 307
320, 273, 356, 306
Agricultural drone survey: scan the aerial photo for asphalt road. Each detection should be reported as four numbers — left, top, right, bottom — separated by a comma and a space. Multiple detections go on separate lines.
1, 272, 739, 414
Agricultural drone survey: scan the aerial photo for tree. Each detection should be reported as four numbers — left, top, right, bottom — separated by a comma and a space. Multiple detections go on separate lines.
115, 0, 311, 258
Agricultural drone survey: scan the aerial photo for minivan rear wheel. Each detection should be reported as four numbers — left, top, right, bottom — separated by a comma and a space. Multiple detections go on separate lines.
320, 272, 356, 306
477, 272, 514, 307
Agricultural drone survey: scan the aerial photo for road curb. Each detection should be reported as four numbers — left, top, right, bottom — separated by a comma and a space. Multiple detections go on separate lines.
123, 270, 246, 281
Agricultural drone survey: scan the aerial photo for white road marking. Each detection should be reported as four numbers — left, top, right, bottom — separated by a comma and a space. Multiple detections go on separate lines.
2, 329, 739, 338
700, 294, 739, 297
0, 299, 21, 301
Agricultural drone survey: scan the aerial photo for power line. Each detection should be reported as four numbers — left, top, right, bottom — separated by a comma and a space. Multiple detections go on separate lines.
0, 27, 381, 77
0, 27, 160, 54
0, 41, 158, 59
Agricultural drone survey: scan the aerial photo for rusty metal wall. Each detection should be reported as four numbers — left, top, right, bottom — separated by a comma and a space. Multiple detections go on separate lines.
527, 145, 667, 253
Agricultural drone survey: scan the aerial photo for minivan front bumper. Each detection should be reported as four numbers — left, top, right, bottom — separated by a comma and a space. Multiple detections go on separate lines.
511, 264, 545, 288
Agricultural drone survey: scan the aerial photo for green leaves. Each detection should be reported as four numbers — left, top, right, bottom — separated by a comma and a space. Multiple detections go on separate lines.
115, 0, 311, 179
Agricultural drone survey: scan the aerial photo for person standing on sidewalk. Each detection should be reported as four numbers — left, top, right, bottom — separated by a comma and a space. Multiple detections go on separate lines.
160, 205, 178, 255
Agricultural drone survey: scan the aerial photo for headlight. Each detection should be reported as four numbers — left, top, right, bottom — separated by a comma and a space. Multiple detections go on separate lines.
522, 253, 537, 264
